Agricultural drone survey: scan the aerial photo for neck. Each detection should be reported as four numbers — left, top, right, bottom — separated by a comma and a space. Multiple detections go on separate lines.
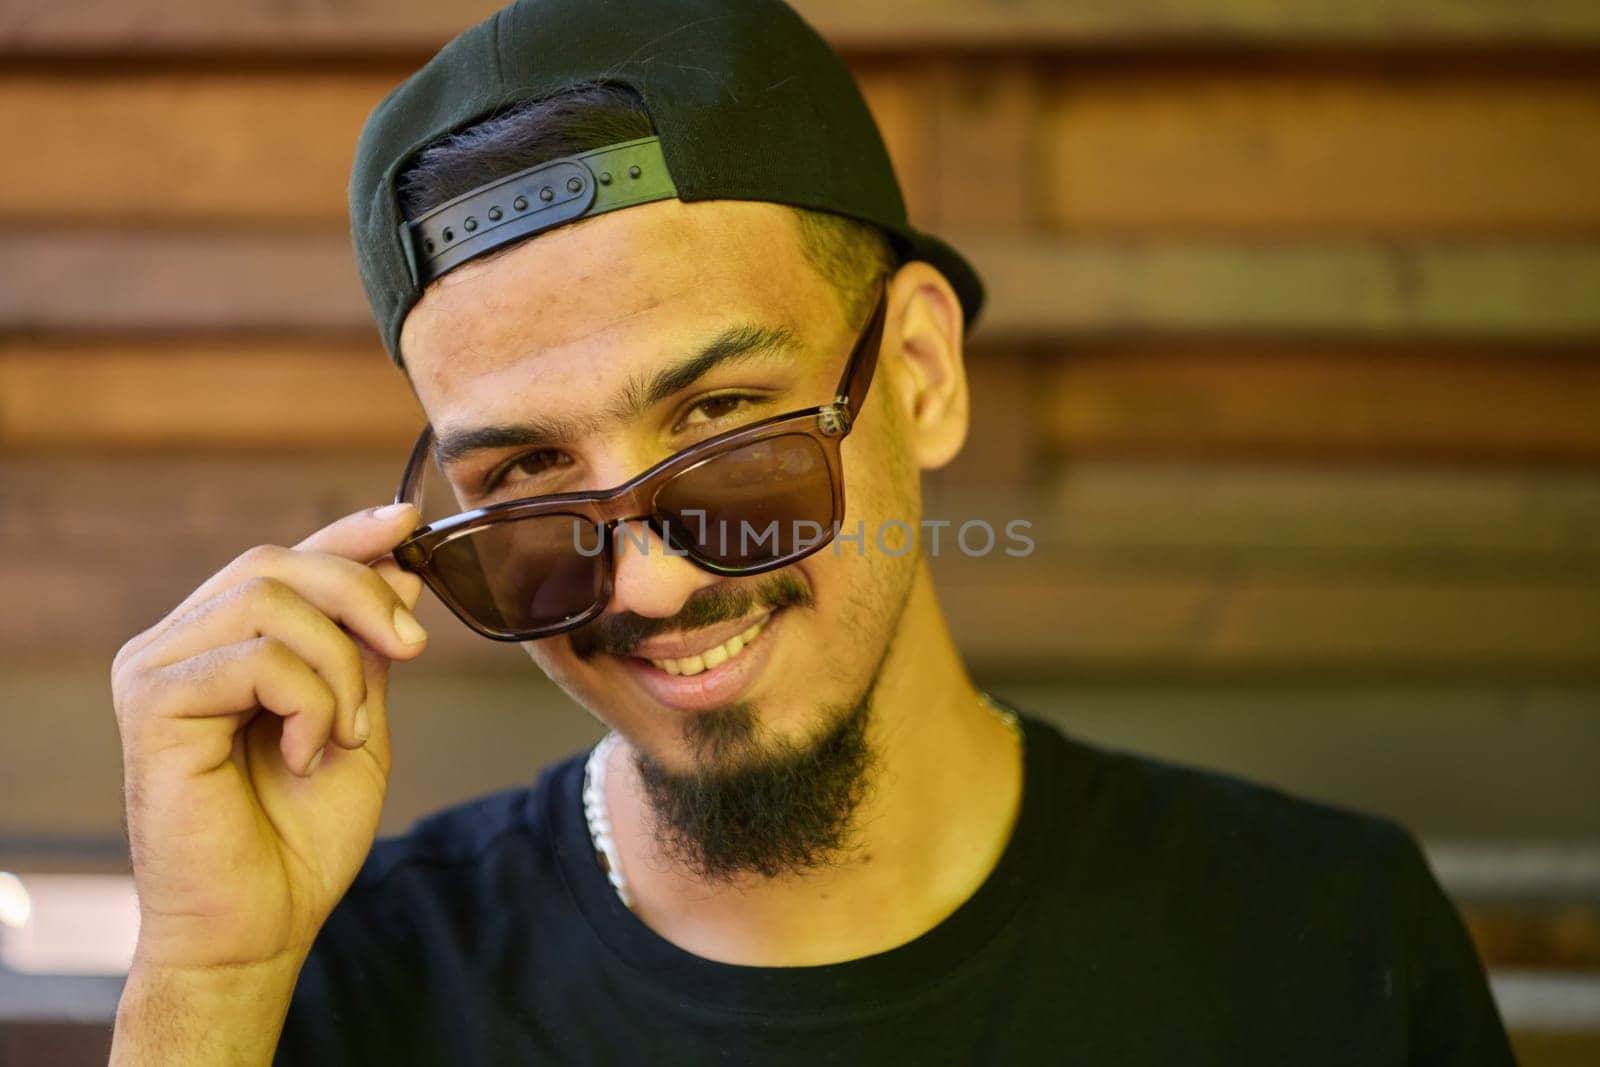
601, 562, 1024, 966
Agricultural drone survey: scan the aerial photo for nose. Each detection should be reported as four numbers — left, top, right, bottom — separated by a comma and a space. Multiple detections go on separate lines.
604, 518, 720, 620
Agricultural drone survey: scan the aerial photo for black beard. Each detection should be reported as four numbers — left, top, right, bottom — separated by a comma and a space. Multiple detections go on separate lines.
631, 690, 877, 883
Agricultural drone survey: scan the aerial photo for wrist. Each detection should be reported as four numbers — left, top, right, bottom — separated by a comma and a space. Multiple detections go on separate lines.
112, 952, 306, 1067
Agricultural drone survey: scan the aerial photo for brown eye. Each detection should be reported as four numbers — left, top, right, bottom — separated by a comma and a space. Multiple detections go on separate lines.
680, 394, 751, 429
485, 450, 565, 491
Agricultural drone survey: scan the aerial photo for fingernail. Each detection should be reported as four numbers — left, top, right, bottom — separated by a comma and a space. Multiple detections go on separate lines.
353, 703, 371, 743
303, 747, 325, 777
393, 605, 428, 645
375, 502, 415, 520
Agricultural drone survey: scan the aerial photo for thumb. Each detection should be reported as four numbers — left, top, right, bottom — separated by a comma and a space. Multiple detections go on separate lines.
294, 503, 420, 563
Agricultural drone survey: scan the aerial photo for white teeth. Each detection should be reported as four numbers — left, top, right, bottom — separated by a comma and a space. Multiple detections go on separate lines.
648, 617, 768, 677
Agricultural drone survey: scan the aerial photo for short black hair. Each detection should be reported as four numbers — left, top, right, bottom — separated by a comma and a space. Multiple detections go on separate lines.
396, 83, 897, 328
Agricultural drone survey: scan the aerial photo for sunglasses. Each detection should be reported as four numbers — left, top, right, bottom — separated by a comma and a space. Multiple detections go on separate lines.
390, 276, 889, 641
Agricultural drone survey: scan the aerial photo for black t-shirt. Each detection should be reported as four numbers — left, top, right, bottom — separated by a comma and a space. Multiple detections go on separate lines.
276, 711, 1514, 1065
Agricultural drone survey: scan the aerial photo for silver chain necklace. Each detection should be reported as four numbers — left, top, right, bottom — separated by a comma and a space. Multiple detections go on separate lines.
581, 693, 1021, 910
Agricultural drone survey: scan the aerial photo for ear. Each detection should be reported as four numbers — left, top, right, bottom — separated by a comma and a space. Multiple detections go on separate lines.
882, 262, 970, 471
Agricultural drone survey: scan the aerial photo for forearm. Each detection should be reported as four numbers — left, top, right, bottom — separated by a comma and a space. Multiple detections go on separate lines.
111, 954, 304, 1067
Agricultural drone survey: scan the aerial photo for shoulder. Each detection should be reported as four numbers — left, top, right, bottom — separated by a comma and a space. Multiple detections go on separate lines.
1021, 713, 1426, 904
1012, 714, 1511, 1056
1022, 715, 1453, 987
1028, 712, 1413, 846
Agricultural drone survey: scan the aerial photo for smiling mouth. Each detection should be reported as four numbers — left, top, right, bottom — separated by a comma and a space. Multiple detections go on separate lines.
642, 616, 771, 677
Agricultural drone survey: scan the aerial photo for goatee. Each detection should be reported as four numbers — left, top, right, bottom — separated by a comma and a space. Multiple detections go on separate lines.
631, 693, 877, 883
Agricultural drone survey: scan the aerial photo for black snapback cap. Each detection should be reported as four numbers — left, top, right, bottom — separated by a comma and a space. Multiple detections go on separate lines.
349, 0, 985, 366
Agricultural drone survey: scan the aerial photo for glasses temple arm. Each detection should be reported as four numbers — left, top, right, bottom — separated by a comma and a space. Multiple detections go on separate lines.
395, 425, 435, 507
833, 276, 890, 419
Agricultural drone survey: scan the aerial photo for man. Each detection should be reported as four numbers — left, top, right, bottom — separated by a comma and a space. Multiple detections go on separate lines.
108, 1, 1514, 1063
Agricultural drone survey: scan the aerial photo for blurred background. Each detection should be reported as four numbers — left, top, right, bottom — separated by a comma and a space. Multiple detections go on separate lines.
1, 0, 1597, 1063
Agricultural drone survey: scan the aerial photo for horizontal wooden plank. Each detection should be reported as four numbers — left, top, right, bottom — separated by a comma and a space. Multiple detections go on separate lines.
3, 451, 1598, 671
3, 0, 1599, 53
8, 347, 1600, 477
1039, 346, 1600, 463
32, 459, 1338, 601
936, 561, 1600, 673
0, 1023, 118, 1063
1512, 1031, 1600, 1067
9, 452, 1597, 578
7, 338, 1600, 462
1430, 841, 1600, 903
0, 69, 930, 227
958, 237, 1600, 341
0, 340, 421, 450
9, 70, 1600, 235
0, 232, 369, 332
1495, 973, 1600, 1038
996, 686, 1600, 838
1044, 73, 1600, 232
5, 343, 1600, 621
930, 465, 1600, 563
9, 232, 1600, 340
1467, 906, 1600, 969
0, 72, 389, 225
808, 1, 1600, 47
4, 661, 1599, 849
16, 522, 1596, 673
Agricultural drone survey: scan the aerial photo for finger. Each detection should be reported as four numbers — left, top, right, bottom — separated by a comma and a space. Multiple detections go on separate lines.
294, 502, 420, 562
135, 550, 428, 676
117, 504, 422, 669
370, 557, 424, 613
352, 637, 397, 779
138, 577, 375, 751
136, 637, 338, 778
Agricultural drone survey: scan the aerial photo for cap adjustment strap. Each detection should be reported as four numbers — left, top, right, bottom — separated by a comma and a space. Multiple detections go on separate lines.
402, 135, 679, 287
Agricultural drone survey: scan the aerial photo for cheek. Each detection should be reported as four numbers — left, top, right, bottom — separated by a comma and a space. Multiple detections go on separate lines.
820, 418, 922, 627
840, 401, 922, 546
523, 639, 582, 693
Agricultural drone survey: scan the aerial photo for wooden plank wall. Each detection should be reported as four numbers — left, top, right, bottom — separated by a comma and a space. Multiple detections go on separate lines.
3, 61, 1599, 672
1, 1, 1597, 1057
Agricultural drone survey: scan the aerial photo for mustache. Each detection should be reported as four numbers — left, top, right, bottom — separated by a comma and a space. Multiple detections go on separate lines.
567, 572, 814, 660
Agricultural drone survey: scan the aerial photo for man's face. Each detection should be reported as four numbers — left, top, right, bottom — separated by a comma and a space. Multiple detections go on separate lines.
399, 200, 925, 798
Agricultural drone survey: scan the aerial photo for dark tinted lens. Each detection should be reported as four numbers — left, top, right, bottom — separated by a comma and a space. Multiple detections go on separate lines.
429, 514, 605, 635
654, 434, 836, 568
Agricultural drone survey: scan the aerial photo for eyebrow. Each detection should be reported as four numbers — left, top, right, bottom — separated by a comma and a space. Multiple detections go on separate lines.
432, 322, 802, 470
